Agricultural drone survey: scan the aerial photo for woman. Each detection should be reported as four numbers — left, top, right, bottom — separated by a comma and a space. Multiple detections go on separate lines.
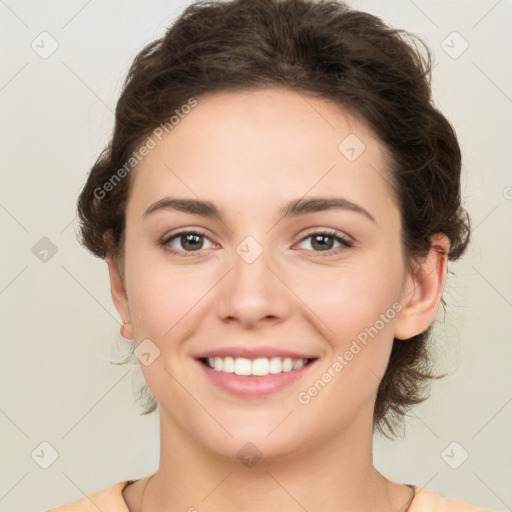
47, 0, 491, 510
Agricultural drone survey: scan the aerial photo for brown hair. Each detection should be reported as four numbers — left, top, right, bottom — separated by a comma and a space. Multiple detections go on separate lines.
76, 0, 470, 439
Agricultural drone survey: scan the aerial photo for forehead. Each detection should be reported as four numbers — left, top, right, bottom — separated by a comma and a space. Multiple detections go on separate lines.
127, 87, 397, 219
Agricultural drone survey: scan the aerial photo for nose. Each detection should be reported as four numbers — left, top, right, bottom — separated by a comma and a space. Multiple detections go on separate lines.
215, 241, 292, 329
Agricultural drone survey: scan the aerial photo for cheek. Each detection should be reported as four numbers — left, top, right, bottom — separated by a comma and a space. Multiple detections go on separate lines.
293, 258, 403, 388
127, 264, 208, 341
124, 259, 212, 396
292, 267, 401, 428
297, 259, 402, 337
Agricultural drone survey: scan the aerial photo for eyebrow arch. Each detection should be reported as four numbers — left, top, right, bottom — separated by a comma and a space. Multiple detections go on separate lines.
143, 196, 376, 224
281, 197, 376, 223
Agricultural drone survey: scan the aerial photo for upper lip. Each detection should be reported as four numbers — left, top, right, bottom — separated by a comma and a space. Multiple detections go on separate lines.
195, 346, 317, 360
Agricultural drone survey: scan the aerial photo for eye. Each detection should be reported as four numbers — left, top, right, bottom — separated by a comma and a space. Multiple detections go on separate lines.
161, 230, 215, 256
296, 230, 353, 256
160, 228, 353, 257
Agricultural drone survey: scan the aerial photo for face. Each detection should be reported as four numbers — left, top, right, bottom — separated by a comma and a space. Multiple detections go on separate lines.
110, 88, 433, 462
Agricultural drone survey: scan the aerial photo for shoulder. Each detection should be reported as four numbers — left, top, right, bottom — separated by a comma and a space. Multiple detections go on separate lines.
45, 480, 133, 512
410, 485, 495, 512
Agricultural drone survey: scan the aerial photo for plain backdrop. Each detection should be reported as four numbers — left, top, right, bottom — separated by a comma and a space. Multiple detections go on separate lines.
1, 0, 511, 511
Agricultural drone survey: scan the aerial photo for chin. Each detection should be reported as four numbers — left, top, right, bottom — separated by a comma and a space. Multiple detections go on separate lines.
181, 407, 301, 457
204, 432, 305, 467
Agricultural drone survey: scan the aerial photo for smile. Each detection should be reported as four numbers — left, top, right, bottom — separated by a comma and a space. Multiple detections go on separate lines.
196, 355, 318, 397
200, 356, 315, 376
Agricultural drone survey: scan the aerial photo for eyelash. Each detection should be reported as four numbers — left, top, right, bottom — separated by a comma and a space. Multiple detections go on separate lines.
160, 229, 353, 258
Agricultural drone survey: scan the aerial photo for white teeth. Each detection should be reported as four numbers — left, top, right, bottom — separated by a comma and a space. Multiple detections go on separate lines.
269, 357, 282, 374
252, 358, 269, 376
234, 358, 252, 376
205, 356, 309, 376
282, 357, 293, 372
223, 356, 235, 373
292, 359, 303, 370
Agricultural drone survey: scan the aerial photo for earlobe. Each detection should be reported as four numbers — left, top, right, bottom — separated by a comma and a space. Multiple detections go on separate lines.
106, 252, 133, 340
393, 234, 450, 341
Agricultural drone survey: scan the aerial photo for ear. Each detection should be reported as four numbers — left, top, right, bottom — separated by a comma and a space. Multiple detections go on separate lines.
394, 233, 450, 340
106, 250, 133, 340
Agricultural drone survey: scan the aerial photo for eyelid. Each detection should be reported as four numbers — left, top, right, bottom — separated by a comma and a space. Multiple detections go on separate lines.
298, 227, 353, 243
162, 227, 212, 241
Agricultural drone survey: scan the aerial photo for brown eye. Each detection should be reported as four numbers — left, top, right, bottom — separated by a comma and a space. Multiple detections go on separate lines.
297, 230, 353, 255
310, 233, 335, 251
161, 230, 214, 255
178, 233, 204, 251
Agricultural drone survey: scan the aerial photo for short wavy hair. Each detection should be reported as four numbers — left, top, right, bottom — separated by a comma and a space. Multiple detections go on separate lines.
76, 0, 470, 439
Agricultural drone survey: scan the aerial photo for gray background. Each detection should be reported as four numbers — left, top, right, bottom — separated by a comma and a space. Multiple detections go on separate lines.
0, 0, 511, 510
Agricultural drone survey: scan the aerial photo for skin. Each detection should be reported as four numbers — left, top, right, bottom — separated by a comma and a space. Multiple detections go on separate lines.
107, 87, 450, 512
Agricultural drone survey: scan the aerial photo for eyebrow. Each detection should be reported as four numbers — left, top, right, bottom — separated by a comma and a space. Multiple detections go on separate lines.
143, 196, 376, 224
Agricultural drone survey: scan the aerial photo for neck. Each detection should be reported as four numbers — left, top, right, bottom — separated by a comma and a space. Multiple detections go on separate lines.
136, 408, 413, 512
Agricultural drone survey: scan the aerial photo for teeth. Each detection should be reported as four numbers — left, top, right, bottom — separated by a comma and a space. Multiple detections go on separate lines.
252, 358, 269, 376
234, 357, 252, 375
282, 357, 293, 372
205, 356, 308, 376
223, 356, 235, 373
269, 357, 283, 374
292, 359, 303, 370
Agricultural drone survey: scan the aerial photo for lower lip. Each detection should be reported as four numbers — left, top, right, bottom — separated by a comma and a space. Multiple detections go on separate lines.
195, 359, 317, 397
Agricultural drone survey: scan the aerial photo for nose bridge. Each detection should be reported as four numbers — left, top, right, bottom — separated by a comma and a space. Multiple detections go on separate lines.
216, 232, 290, 324
231, 233, 275, 296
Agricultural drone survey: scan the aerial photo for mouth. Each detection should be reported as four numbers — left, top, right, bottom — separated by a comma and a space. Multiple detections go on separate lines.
197, 356, 317, 376
195, 354, 319, 398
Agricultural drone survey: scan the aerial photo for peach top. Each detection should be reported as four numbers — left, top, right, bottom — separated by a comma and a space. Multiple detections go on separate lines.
46, 479, 494, 511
